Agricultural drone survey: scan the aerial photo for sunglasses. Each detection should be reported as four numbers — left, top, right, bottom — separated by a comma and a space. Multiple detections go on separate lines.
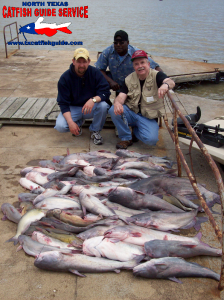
113, 41, 125, 45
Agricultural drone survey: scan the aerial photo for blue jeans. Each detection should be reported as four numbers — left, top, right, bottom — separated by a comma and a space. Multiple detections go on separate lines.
109, 105, 159, 145
55, 102, 110, 133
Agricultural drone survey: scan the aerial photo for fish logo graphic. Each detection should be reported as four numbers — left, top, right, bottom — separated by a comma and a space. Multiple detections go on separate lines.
19, 17, 72, 40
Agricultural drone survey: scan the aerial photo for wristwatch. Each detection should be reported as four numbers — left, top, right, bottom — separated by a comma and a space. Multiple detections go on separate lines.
92, 98, 97, 103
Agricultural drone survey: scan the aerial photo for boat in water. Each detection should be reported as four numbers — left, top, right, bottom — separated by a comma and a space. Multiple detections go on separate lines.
177, 115, 224, 165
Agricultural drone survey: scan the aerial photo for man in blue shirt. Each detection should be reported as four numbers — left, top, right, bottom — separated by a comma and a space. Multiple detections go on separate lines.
55, 48, 111, 145
95, 30, 162, 93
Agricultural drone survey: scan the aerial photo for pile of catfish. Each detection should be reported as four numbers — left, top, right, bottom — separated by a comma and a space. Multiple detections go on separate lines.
1, 149, 222, 283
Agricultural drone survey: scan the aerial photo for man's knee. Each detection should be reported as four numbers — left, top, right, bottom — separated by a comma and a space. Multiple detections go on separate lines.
109, 105, 117, 119
97, 101, 109, 112
54, 122, 68, 133
143, 135, 159, 146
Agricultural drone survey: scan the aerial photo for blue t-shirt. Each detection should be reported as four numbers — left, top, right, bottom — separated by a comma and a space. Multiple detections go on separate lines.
95, 44, 159, 88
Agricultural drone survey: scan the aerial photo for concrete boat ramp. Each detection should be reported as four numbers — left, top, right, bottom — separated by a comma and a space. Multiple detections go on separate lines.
152, 55, 224, 83
0, 49, 224, 300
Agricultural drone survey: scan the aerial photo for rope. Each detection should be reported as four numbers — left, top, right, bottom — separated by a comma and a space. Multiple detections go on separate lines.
44, 110, 60, 121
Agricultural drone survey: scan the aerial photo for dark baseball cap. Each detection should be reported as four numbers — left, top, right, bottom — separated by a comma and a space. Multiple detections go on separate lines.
131, 50, 148, 61
114, 30, 129, 41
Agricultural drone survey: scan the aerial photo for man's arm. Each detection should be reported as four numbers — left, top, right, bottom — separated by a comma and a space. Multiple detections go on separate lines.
57, 75, 82, 135
57, 77, 72, 115
155, 66, 163, 72
113, 92, 127, 115
100, 70, 120, 91
82, 96, 101, 115
82, 68, 111, 114
63, 111, 80, 136
158, 77, 175, 98
95, 47, 120, 91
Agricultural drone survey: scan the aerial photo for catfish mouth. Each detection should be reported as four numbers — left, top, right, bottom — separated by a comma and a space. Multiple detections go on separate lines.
103, 231, 112, 239
104, 230, 127, 241
133, 268, 149, 278
34, 254, 43, 262
144, 247, 153, 258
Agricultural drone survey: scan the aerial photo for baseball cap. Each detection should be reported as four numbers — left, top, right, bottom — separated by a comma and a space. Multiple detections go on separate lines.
73, 48, 89, 60
114, 30, 128, 41
131, 50, 148, 61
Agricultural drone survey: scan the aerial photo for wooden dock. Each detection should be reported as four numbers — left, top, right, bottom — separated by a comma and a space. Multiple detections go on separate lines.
0, 97, 59, 126
0, 97, 114, 127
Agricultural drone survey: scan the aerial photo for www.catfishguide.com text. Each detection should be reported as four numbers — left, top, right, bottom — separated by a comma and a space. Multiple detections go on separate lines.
8, 40, 83, 46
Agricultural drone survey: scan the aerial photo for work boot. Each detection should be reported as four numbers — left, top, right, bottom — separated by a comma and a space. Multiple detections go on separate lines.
132, 130, 139, 143
116, 140, 133, 149
115, 127, 119, 137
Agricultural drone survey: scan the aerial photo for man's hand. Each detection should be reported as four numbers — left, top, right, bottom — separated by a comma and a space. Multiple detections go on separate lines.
100, 70, 120, 91
68, 121, 81, 136
109, 79, 120, 91
114, 101, 124, 115
158, 83, 169, 99
113, 92, 127, 115
82, 98, 95, 115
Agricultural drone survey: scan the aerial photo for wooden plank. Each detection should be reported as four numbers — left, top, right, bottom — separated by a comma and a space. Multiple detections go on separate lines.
0, 97, 18, 116
0, 98, 28, 119
0, 115, 115, 127
0, 97, 7, 105
47, 103, 60, 120
0, 120, 56, 126
35, 98, 57, 121
23, 98, 48, 120
171, 72, 217, 83
11, 98, 38, 119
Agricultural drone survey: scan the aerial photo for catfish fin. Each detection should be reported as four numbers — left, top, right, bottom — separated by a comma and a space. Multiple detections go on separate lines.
193, 217, 208, 231
69, 269, 86, 277
16, 245, 23, 251
81, 205, 87, 216
134, 190, 145, 195
168, 277, 182, 284
6, 236, 18, 245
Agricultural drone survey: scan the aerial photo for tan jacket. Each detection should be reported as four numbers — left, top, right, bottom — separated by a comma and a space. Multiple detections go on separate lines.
124, 69, 165, 119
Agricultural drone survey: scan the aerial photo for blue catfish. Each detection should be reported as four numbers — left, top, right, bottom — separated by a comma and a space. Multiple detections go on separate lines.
133, 257, 220, 283
127, 210, 199, 231
144, 240, 222, 258
17, 235, 79, 257
108, 187, 184, 213
1, 203, 22, 223
34, 251, 142, 277
130, 175, 220, 210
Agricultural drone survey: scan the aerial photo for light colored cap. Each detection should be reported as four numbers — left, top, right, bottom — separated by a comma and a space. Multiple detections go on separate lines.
73, 48, 89, 60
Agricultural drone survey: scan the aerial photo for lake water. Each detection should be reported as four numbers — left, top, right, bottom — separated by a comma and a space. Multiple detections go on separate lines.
1, 0, 224, 100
